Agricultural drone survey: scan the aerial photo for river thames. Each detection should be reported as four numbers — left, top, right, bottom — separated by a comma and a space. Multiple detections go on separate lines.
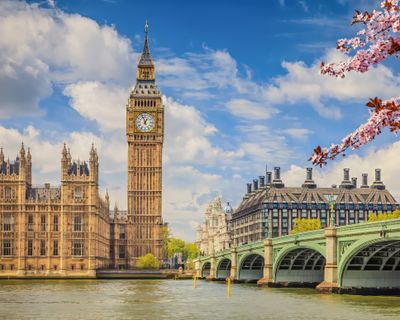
0, 280, 399, 320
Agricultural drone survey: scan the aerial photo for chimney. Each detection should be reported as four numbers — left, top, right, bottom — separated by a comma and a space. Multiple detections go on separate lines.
246, 183, 252, 194
306, 167, 312, 181
274, 167, 280, 180
371, 168, 385, 190
340, 168, 352, 189
302, 167, 317, 189
253, 179, 259, 191
344, 168, 350, 181
351, 177, 357, 188
266, 172, 272, 185
361, 173, 368, 188
259, 176, 265, 188
272, 166, 284, 188
375, 168, 381, 182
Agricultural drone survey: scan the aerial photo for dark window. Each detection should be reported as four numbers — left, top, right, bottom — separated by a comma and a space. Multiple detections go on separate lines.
28, 215, 34, 231
53, 215, 58, 232
53, 240, 58, 256
27, 240, 33, 256
40, 240, 46, 256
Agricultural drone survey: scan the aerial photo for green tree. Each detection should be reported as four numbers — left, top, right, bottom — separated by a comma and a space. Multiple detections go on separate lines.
137, 253, 160, 270
162, 225, 171, 257
184, 242, 199, 260
166, 238, 186, 258
291, 218, 321, 235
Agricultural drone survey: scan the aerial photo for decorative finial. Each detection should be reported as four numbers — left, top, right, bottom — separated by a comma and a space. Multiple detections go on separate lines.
145, 19, 149, 35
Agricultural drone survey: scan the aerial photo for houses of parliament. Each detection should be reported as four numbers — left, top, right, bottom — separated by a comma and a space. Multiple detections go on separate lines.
0, 22, 164, 278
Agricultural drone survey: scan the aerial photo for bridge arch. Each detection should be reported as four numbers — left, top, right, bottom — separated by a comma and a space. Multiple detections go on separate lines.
273, 244, 326, 286
201, 261, 211, 278
238, 253, 264, 281
338, 237, 400, 289
216, 258, 231, 280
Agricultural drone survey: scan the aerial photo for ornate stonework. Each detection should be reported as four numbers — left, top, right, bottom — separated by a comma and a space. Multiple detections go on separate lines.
196, 197, 231, 255
126, 21, 164, 264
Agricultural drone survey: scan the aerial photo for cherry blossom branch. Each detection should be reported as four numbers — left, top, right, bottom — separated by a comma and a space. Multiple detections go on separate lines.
310, 0, 400, 166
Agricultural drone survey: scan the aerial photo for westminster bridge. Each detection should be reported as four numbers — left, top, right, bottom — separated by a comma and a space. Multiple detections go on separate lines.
194, 219, 400, 293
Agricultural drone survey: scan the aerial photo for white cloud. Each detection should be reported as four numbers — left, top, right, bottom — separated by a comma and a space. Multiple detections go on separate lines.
0, 0, 135, 118
283, 141, 400, 201
263, 49, 400, 119
284, 128, 313, 139
226, 99, 278, 120
64, 81, 129, 132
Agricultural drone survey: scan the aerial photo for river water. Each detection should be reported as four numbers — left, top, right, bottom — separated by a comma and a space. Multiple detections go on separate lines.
0, 280, 399, 320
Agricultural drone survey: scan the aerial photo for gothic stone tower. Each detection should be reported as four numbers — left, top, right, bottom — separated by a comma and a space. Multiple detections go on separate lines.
126, 21, 164, 264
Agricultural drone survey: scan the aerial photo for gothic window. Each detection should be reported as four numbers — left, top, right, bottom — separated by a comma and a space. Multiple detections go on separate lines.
3, 213, 12, 232
40, 240, 46, 256
72, 240, 84, 256
27, 240, 33, 256
28, 214, 34, 231
120, 224, 125, 239
119, 245, 126, 259
53, 215, 58, 232
40, 214, 46, 232
74, 187, 82, 200
53, 240, 58, 256
73, 215, 83, 232
4, 187, 11, 199
2, 240, 13, 256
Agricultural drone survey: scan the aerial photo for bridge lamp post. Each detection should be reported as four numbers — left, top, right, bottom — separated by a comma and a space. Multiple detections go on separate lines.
328, 194, 336, 227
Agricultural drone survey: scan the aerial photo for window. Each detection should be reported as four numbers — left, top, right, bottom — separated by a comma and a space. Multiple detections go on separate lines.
53, 240, 58, 256
53, 215, 58, 232
119, 245, 126, 259
28, 215, 34, 231
73, 215, 83, 232
27, 240, 33, 256
40, 215, 46, 232
72, 240, 84, 256
40, 240, 46, 256
119, 225, 125, 239
3, 213, 12, 232
4, 187, 11, 199
74, 187, 82, 199
3, 240, 13, 256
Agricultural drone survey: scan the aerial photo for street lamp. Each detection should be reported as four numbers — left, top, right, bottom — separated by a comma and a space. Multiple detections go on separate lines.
328, 194, 336, 227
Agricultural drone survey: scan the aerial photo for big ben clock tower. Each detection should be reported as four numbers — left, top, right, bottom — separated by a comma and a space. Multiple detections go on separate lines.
126, 21, 164, 264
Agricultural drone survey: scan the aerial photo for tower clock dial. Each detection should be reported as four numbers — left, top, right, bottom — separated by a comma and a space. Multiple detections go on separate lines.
135, 113, 155, 132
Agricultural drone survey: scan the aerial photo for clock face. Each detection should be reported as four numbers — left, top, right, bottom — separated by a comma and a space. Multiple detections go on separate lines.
135, 113, 155, 132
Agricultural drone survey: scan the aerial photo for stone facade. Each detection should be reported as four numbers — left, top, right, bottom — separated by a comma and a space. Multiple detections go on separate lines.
231, 166, 399, 246
196, 197, 232, 255
0, 144, 110, 278
126, 21, 164, 264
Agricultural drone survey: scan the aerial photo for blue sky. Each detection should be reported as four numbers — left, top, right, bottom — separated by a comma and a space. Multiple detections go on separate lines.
1, 0, 400, 240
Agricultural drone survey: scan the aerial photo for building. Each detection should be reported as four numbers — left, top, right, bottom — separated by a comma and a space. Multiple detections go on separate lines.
196, 196, 232, 255
126, 20, 164, 264
0, 21, 166, 277
231, 166, 398, 246
0, 144, 110, 277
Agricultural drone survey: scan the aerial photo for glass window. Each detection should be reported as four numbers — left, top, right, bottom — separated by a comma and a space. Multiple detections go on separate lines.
119, 245, 126, 259
301, 209, 307, 218
72, 240, 84, 256
3, 239, 13, 256
53, 240, 58, 256
73, 215, 83, 232
27, 240, 33, 256
53, 215, 58, 232
40, 215, 46, 232
120, 224, 126, 239
3, 213, 12, 232
40, 240, 46, 256
28, 215, 34, 231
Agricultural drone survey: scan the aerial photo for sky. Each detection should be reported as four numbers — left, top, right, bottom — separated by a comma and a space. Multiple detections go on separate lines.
1, 0, 400, 241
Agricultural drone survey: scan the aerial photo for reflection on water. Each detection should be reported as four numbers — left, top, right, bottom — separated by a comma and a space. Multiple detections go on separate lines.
0, 280, 399, 320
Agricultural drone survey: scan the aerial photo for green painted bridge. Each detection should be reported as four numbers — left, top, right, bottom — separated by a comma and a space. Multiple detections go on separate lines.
194, 219, 400, 293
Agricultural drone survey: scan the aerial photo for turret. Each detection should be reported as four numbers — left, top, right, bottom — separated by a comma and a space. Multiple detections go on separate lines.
89, 143, 99, 183
105, 189, 110, 210
0, 147, 4, 164
61, 143, 69, 178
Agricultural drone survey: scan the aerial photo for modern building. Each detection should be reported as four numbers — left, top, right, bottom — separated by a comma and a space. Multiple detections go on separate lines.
231, 166, 398, 246
0, 144, 110, 277
196, 196, 232, 255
